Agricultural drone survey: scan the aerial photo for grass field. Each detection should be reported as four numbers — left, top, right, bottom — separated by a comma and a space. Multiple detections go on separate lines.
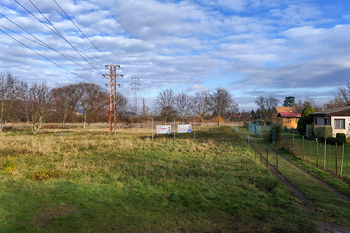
251, 139, 350, 225
1, 126, 316, 232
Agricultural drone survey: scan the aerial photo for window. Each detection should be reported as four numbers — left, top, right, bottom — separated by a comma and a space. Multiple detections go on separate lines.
324, 118, 331, 126
285, 118, 291, 123
334, 119, 345, 129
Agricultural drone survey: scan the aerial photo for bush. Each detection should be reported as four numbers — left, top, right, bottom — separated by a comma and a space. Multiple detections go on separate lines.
318, 137, 325, 143
336, 133, 346, 145
326, 137, 337, 145
315, 126, 333, 140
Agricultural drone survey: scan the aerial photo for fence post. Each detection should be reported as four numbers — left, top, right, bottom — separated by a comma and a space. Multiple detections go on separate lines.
174, 118, 175, 140
302, 136, 305, 160
152, 118, 154, 141
341, 143, 344, 177
250, 140, 252, 155
335, 143, 338, 177
254, 141, 257, 161
324, 140, 326, 171
276, 152, 278, 180
266, 148, 269, 173
316, 139, 318, 167
194, 118, 196, 139
260, 144, 262, 167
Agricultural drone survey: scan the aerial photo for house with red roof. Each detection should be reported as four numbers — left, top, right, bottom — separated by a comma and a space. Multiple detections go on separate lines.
271, 107, 301, 129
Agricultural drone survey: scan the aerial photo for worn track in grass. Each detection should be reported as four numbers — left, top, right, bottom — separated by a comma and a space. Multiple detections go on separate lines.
251, 141, 350, 233
261, 142, 350, 203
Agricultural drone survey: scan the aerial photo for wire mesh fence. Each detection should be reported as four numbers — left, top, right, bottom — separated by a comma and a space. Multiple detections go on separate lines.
237, 124, 350, 180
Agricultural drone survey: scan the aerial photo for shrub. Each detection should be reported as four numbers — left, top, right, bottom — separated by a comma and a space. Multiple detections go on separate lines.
315, 126, 333, 140
318, 137, 325, 143
326, 137, 337, 145
336, 133, 346, 145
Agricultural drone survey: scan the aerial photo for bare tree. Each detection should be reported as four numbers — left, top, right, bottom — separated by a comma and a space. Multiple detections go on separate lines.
75, 82, 109, 128
192, 91, 210, 126
21, 82, 52, 134
323, 98, 343, 110
51, 84, 79, 128
208, 88, 234, 126
153, 89, 176, 123
115, 92, 128, 117
254, 96, 279, 119
333, 83, 350, 105
294, 96, 321, 112
175, 92, 192, 124
0, 73, 21, 133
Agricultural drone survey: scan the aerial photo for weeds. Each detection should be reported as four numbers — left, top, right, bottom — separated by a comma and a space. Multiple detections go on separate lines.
3, 156, 15, 173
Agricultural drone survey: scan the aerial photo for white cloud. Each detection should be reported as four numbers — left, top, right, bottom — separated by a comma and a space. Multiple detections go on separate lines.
1, 0, 350, 110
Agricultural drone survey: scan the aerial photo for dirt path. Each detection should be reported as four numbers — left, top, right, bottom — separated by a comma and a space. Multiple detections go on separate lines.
261, 142, 350, 203
251, 142, 350, 233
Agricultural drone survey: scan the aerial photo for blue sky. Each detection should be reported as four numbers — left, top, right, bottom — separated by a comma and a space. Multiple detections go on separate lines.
1, 0, 350, 111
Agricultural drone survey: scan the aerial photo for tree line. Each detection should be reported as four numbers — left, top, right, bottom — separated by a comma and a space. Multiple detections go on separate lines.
251, 83, 350, 122
0, 73, 128, 134
153, 88, 238, 126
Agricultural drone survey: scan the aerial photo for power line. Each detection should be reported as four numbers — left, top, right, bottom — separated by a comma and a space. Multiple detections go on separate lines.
0, 24, 97, 74
26, 0, 104, 71
13, 0, 104, 75
0, 28, 96, 83
53, 0, 116, 64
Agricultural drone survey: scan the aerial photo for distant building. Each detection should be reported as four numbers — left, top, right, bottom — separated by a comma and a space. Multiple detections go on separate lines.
310, 105, 350, 138
271, 107, 301, 129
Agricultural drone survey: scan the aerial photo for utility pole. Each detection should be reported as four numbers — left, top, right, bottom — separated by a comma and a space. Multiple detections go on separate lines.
131, 77, 140, 115
103, 65, 122, 133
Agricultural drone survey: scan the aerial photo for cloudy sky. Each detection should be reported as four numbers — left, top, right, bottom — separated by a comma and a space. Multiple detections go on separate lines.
1, 0, 350, 111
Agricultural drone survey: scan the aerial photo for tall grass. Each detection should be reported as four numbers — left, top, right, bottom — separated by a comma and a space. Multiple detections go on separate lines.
0, 126, 315, 232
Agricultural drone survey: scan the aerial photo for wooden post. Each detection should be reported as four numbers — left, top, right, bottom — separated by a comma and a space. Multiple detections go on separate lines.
341, 143, 344, 177
260, 144, 262, 167
276, 152, 278, 180
193, 118, 195, 139
266, 148, 269, 173
254, 141, 257, 161
302, 136, 305, 160
316, 139, 318, 167
335, 143, 338, 177
250, 140, 252, 155
152, 118, 154, 141
324, 140, 326, 171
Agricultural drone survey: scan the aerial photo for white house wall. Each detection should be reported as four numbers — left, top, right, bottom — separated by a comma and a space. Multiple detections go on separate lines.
331, 116, 350, 137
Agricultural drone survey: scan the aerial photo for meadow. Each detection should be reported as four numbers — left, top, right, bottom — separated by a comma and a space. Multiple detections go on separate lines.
1, 126, 316, 232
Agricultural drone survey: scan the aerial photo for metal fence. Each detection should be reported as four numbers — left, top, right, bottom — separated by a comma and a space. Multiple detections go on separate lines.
237, 124, 350, 180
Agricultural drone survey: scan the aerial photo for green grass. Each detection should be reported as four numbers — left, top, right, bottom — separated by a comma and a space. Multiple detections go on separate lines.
0, 126, 315, 232
252, 140, 350, 225
282, 136, 350, 179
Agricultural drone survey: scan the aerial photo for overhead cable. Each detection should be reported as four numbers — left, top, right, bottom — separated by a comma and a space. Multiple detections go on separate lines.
0, 23, 96, 74
14, 0, 104, 75
53, 0, 116, 64
0, 28, 96, 83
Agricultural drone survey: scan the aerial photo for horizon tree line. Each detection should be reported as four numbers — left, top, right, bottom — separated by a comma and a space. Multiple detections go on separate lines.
153, 87, 239, 126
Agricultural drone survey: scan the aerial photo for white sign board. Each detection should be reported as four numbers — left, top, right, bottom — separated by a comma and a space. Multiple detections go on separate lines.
178, 124, 192, 133
157, 125, 172, 134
